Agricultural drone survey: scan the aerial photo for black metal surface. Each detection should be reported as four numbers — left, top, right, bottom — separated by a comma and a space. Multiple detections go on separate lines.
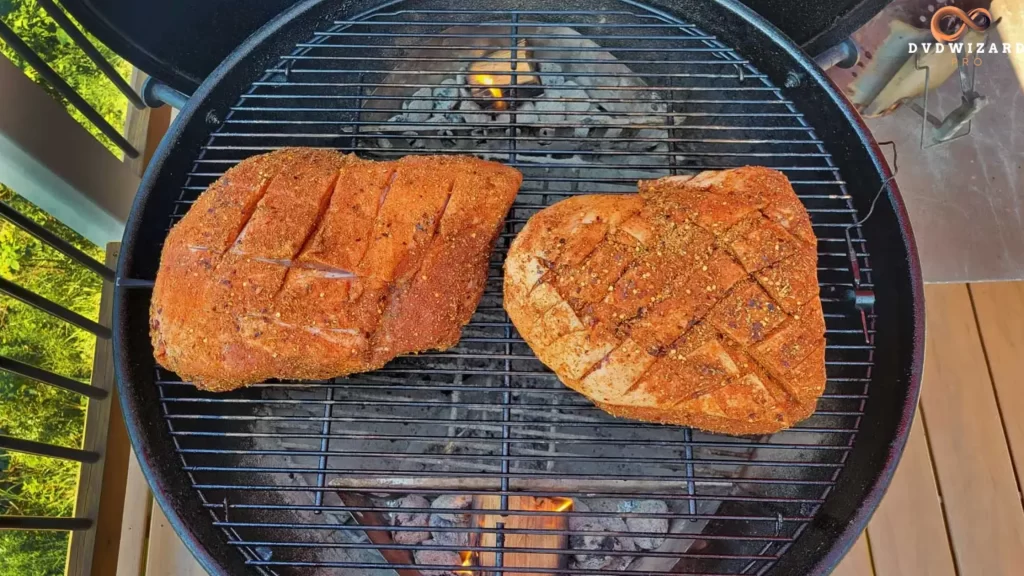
0, 202, 115, 282
0, 276, 110, 337
0, 20, 138, 157
141, 77, 191, 110
60, 0, 888, 94
0, 355, 108, 399
114, 1, 923, 575
0, 516, 93, 531
740, 0, 891, 56
0, 434, 101, 463
35, 0, 146, 110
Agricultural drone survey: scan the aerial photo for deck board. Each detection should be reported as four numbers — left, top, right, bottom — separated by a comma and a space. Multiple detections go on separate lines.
865, 408, 956, 576
145, 503, 207, 576
970, 281, 1024, 485
831, 532, 874, 576
916, 283, 1024, 574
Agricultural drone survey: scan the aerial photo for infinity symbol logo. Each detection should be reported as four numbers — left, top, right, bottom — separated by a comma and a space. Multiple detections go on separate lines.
931, 6, 993, 42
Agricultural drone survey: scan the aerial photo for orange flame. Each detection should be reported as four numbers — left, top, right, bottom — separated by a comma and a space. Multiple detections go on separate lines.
455, 550, 475, 576
471, 74, 508, 110
553, 498, 573, 512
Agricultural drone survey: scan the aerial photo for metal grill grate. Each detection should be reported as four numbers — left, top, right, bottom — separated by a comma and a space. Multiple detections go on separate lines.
155, 3, 875, 574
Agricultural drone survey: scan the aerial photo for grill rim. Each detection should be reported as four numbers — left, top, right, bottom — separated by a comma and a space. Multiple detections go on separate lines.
113, 1, 925, 574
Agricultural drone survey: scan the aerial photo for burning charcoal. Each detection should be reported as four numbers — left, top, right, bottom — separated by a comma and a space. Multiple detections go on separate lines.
391, 495, 431, 545
459, 100, 489, 125
539, 61, 566, 86
539, 61, 563, 74
569, 500, 635, 569
516, 101, 539, 126
429, 494, 472, 547
414, 543, 461, 576
429, 515, 470, 547
573, 553, 633, 572
400, 130, 427, 150
394, 529, 431, 545
569, 515, 630, 552
427, 113, 455, 126
628, 128, 670, 152
620, 500, 669, 550
431, 494, 471, 518
545, 82, 591, 113
534, 99, 566, 125
433, 78, 459, 111
405, 87, 434, 123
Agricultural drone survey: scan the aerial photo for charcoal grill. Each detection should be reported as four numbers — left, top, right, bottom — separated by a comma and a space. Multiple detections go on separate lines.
113, 1, 925, 575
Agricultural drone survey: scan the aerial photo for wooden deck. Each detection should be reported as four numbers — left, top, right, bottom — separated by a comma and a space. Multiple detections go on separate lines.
111, 282, 1024, 575
836, 282, 1024, 576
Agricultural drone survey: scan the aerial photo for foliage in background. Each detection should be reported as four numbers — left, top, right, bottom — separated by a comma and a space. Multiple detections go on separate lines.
0, 0, 131, 156
0, 186, 104, 576
0, 0, 125, 573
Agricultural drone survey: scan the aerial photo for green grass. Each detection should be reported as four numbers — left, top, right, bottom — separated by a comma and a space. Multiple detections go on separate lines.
1, 0, 129, 573
0, 186, 105, 576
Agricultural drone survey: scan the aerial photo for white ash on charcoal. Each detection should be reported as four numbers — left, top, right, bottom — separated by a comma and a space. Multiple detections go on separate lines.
429, 494, 472, 547
402, 87, 434, 123
459, 99, 489, 125
539, 61, 566, 86
516, 101, 539, 125
387, 494, 432, 545
565, 499, 671, 570
377, 59, 676, 162
413, 544, 462, 576
568, 501, 636, 572
433, 78, 460, 111
620, 499, 670, 550
628, 128, 672, 153
543, 81, 591, 113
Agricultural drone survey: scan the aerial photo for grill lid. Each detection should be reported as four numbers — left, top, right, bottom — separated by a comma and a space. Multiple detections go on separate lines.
114, 1, 924, 575
61, 0, 889, 94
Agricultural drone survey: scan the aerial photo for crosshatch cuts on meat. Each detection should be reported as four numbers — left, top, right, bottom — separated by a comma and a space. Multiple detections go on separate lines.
150, 148, 522, 391
505, 167, 826, 435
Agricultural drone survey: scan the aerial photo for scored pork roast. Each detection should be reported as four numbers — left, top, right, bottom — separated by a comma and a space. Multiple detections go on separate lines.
150, 149, 522, 391
504, 167, 825, 434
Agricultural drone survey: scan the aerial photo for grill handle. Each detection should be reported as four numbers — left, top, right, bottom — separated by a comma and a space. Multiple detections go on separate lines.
142, 77, 190, 109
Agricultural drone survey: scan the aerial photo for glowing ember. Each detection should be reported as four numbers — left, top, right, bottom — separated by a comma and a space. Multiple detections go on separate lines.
470, 74, 508, 111
466, 41, 540, 110
455, 550, 476, 575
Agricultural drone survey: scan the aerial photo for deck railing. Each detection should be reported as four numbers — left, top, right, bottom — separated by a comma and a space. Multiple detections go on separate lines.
0, 2, 162, 574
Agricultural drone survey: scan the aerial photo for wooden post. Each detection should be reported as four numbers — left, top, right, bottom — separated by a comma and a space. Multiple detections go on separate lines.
65, 244, 119, 576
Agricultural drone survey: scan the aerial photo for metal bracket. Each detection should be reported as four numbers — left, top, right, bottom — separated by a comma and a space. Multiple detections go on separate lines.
909, 27, 994, 149
813, 38, 860, 71
843, 287, 876, 344
141, 77, 191, 109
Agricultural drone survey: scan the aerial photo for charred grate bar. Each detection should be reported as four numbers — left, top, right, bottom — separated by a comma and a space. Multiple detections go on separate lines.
144, 3, 881, 575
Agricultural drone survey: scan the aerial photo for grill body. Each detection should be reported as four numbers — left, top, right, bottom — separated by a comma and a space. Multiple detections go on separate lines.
114, 1, 925, 575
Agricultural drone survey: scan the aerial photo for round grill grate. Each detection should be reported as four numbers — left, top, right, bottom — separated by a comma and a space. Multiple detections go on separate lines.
116, 2, 916, 575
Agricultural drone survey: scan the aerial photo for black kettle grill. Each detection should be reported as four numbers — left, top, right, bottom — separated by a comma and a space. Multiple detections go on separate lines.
110, 1, 923, 574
